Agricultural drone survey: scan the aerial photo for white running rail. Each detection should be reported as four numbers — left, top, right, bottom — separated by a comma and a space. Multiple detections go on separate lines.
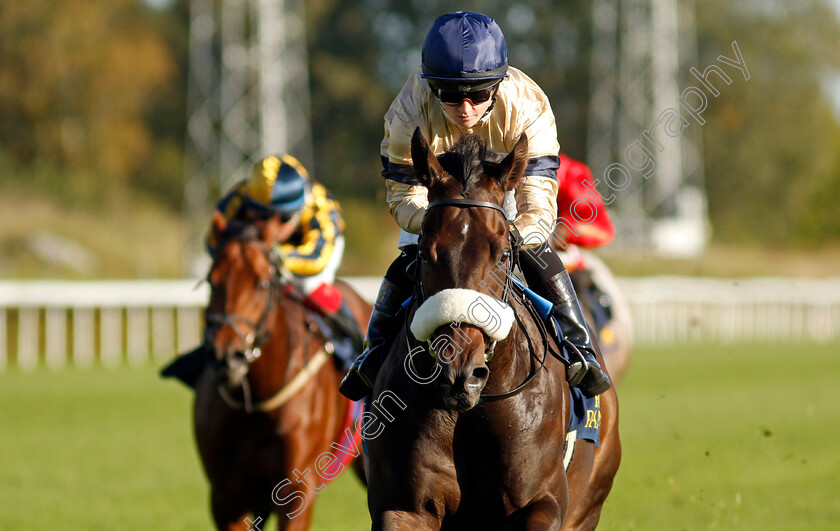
0, 276, 838, 371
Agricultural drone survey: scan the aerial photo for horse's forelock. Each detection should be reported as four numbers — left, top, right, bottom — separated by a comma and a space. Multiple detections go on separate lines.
212, 220, 262, 274
222, 219, 259, 243
438, 135, 488, 196
212, 220, 269, 284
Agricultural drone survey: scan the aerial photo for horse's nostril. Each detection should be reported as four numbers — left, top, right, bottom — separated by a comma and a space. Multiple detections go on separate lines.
469, 366, 489, 385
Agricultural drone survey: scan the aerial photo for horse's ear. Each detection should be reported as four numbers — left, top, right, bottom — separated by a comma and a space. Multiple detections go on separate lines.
411, 127, 444, 188
211, 210, 227, 240
493, 133, 529, 191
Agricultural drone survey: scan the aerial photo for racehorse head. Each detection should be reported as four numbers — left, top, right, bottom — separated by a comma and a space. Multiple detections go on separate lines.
410, 127, 529, 410
205, 212, 294, 387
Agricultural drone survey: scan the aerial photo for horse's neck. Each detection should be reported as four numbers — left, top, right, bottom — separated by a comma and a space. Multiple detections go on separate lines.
246, 298, 300, 398
490, 297, 545, 389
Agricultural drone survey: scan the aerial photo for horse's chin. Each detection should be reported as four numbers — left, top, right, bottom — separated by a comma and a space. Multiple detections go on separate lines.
436, 387, 482, 412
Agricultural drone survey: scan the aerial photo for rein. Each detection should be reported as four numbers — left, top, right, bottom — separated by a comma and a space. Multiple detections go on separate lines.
207, 239, 332, 413
217, 342, 334, 412
413, 197, 555, 401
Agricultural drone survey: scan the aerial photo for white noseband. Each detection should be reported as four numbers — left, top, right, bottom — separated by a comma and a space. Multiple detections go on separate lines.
410, 288, 514, 342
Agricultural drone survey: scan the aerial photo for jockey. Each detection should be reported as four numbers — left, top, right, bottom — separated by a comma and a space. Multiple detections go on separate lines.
340, 11, 611, 400
553, 154, 630, 374
207, 155, 347, 309
162, 154, 361, 388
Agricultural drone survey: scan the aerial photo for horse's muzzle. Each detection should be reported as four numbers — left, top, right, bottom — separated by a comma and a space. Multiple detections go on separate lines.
435, 363, 489, 411
220, 349, 252, 387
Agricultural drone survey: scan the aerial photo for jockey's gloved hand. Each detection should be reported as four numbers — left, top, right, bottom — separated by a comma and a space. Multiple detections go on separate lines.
267, 246, 292, 281
269, 245, 287, 263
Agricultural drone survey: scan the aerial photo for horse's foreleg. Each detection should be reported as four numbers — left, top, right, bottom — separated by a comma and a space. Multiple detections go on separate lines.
210, 491, 252, 531
275, 509, 316, 531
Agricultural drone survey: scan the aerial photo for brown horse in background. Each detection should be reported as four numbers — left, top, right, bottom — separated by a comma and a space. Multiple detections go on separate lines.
194, 213, 371, 530
568, 252, 633, 386
366, 130, 620, 530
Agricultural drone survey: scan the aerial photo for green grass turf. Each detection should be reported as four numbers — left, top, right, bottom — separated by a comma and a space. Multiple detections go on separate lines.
1, 341, 838, 529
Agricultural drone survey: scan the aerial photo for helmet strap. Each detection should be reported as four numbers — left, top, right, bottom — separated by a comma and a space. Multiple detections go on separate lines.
480, 96, 497, 122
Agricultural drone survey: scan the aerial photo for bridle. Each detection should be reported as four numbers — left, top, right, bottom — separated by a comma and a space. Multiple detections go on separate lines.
412, 197, 558, 401
205, 238, 330, 413
415, 198, 519, 361
421, 198, 521, 307
206, 241, 284, 370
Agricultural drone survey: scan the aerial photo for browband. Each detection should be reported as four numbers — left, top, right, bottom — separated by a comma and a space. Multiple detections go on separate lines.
426, 198, 507, 219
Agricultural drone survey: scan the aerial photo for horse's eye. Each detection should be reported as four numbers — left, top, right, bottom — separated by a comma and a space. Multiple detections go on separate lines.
417, 247, 429, 263
500, 248, 511, 262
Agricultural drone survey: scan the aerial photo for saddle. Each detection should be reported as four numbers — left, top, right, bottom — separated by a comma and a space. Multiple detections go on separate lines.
306, 308, 362, 371
289, 282, 364, 371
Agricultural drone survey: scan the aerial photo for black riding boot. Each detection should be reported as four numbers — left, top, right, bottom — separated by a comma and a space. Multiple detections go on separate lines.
160, 342, 214, 390
520, 242, 612, 397
339, 248, 415, 401
160, 321, 218, 390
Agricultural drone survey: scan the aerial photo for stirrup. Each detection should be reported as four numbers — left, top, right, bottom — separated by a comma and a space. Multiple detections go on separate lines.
579, 363, 611, 398
561, 339, 611, 396
562, 340, 589, 387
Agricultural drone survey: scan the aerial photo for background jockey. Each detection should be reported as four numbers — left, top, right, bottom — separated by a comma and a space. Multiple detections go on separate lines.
162, 154, 362, 388
339, 10, 612, 401
553, 154, 633, 383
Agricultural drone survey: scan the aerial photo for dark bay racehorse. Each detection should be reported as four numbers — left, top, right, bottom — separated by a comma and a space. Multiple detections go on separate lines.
194, 213, 371, 530
366, 130, 620, 530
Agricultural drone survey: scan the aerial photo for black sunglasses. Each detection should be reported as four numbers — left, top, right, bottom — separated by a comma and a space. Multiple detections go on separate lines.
436, 85, 497, 105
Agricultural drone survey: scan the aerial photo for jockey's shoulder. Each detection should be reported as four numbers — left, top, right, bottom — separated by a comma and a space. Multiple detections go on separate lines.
308, 181, 342, 209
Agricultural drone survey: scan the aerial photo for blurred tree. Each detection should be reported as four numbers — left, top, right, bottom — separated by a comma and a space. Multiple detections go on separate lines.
0, 0, 178, 206
304, 0, 593, 200
696, 0, 840, 245
305, 0, 390, 200
137, 0, 190, 210
2, 0, 837, 251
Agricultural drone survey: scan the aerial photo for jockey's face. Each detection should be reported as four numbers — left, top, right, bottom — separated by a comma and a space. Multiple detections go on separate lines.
441, 89, 496, 129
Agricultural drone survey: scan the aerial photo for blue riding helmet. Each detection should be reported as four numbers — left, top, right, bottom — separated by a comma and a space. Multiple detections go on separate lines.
421, 11, 508, 92
246, 154, 310, 218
